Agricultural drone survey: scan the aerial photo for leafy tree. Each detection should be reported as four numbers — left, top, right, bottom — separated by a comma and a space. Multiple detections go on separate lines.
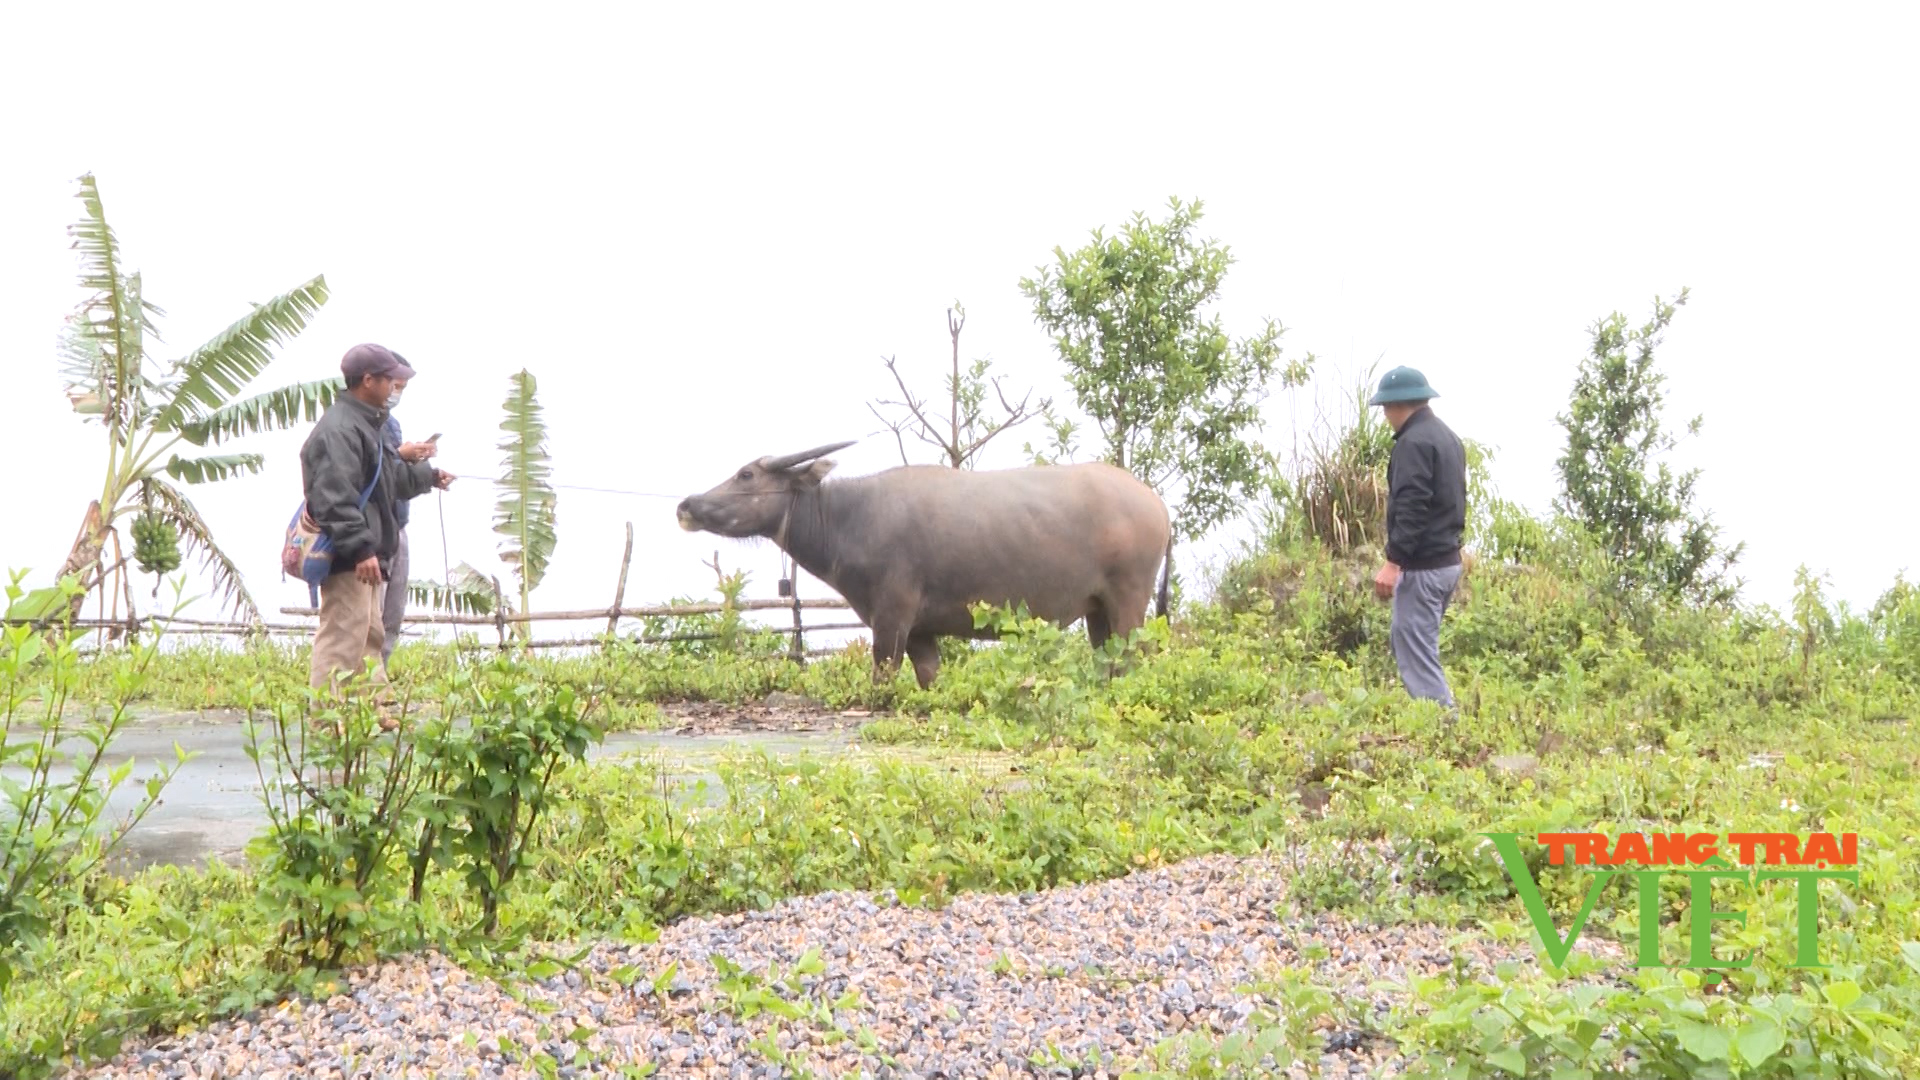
867, 301, 1053, 469
1553, 287, 1743, 606
1018, 196, 1312, 541
1020, 410, 1083, 468
35, 173, 333, 626
494, 370, 556, 628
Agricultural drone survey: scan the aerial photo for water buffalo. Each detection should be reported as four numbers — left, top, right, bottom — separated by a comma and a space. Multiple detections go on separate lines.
675, 441, 1173, 688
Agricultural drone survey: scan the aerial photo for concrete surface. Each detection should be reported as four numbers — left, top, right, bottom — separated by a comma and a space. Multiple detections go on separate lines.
6, 711, 857, 875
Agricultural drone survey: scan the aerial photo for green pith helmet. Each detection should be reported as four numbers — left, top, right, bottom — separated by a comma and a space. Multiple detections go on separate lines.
1367, 365, 1439, 405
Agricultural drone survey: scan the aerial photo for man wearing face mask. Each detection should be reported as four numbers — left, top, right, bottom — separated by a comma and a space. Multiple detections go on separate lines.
379, 360, 438, 666
300, 344, 451, 703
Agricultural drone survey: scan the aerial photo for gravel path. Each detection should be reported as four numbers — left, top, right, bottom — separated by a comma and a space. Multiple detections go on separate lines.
76, 853, 1622, 1079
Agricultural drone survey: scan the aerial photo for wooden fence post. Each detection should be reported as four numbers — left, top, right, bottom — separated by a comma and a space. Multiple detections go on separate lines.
492, 575, 508, 649
608, 522, 633, 646
112, 530, 137, 648
786, 554, 804, 662
96, 536, 114, 652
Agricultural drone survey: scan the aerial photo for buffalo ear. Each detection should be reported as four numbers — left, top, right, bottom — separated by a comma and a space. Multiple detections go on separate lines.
796, 457, 837, 487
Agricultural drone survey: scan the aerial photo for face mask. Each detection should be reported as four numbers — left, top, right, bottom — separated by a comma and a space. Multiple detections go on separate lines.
386, 388, 404, 409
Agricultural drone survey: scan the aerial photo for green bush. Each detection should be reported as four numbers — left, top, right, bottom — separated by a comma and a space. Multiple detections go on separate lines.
0, 572, 190, 995
417, 656, 604, 935
241, 678, 437, 970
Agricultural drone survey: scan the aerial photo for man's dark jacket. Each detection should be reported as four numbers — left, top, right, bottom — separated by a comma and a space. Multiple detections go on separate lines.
381, 413, 411, 530
301, 395, 436, 580
1384, 406, 1467, 570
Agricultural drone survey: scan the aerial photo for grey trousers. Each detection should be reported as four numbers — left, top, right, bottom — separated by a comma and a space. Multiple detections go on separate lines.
381, 528, 408, 664
1389, 563, 1462, 707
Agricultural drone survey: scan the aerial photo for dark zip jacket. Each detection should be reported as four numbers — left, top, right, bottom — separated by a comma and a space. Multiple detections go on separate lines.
300, 394, 437, 579
381, 412, 411, 530
1384, 406, 1467, 570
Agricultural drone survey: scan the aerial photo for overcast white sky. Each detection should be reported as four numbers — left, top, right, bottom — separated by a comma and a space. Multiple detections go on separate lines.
2, 2, 1914, 645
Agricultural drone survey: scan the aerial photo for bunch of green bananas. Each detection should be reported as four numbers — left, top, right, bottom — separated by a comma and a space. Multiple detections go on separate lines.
131, 513, 182, 576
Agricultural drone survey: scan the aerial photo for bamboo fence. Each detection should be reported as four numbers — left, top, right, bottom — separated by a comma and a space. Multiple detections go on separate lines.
6, 524, 865, 660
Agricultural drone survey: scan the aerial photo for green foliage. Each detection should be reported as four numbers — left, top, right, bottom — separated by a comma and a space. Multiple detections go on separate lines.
705, 558, 751, 655
1021, 406, 1084, 467
1461, 437, 1501, 551
0, 572, 190, 996
241, 681, 436, 969
1554, 288, 1743, 609
420, 658, 604, 934
1267, 362, 1397, 554
0, 859, 304, 1079
174, 378, 346, 448
616, 554, 796, 666
1869, 574, 1920, 685
54, 172, 335, 623
1257, 358, 1500, 560
1126, 967, 1341, 1077
1393, 951, 1915, 1078
1018, 196, 1313, 540
495, 369, 558, 624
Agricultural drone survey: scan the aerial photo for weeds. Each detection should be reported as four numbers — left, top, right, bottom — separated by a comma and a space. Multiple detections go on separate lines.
429, 656, 604, 934
242, 678, 436, 969
0, 573, 192, 995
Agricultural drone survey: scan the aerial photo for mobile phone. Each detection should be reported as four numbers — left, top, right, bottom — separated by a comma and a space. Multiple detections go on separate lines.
428, 433, 442, 443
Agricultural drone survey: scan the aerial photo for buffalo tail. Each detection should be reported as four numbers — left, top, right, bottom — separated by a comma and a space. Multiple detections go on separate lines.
1155, 530, 1173, 619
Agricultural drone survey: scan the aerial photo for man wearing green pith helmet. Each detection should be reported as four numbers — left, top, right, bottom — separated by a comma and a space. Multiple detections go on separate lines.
1368, 366, 1468, 711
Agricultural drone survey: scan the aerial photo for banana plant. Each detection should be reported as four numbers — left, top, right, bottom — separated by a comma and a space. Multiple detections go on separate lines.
493, 370, 557, 635
26, 173, 335, 627
409, 562, 509, 618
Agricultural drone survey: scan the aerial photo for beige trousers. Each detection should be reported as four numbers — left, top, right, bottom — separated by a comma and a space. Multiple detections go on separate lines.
309, 571, 388, 697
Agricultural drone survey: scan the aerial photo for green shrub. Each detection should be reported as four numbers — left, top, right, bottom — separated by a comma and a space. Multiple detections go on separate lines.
418, 656, 604, 935
241, 679, 436, 969
0, 572, 189, 995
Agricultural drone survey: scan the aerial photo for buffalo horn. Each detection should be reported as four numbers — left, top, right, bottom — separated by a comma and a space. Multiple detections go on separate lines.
765, 440, 856, 471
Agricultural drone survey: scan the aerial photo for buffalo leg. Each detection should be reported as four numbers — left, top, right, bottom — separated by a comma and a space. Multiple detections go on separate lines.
905, 633, 941, 689
869, 618, 908, 684
1085, 606, 1113, 652
1096, 588, 1151, 677
1085, 604, 1122, 681
1107, 588, 1150, 642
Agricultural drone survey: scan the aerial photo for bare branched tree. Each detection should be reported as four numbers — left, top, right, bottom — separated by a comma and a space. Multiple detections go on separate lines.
867, 302, 1051, 469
